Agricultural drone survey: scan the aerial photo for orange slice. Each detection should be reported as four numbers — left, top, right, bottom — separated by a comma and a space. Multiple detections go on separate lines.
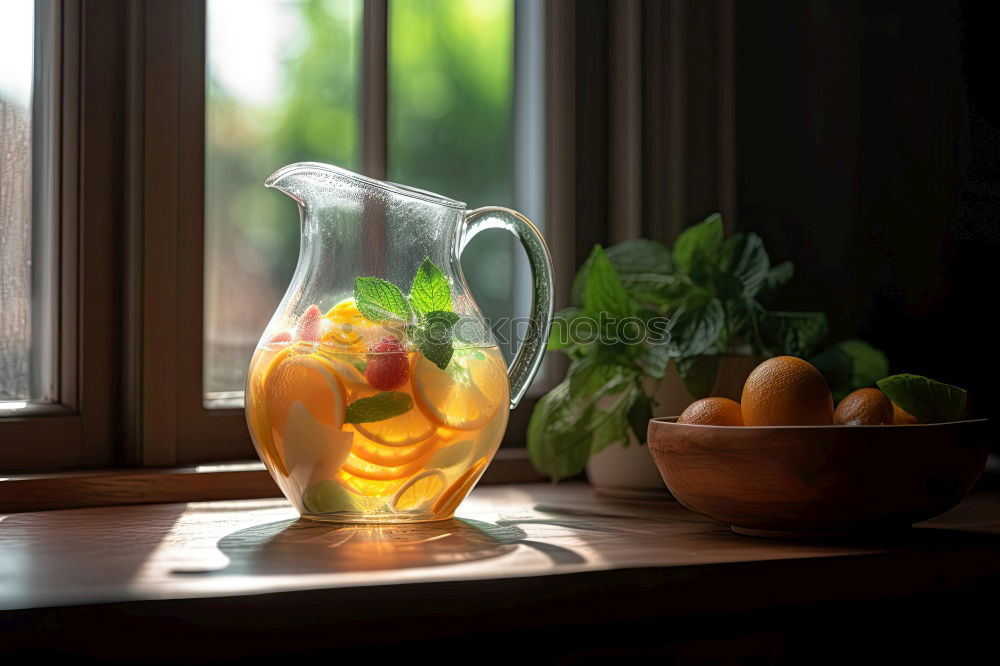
432, 456, 488, 516
413, 349, 508, 430
353, 405, 437, 447
341, 449, 436, 481
392, 470, 447, 511
265, 350, 346, 433
335, 469, 405, 498
350, 431, 440, 467
322, 298, 373, 352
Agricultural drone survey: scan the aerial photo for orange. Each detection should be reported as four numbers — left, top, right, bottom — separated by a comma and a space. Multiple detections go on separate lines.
432, 456, 488, 516
892, 401, 920, 425
392, 470, 447, 511
834, 388, 894, 425
321, 298, 373, 351
413, 348, 507, 430
677, 397, 744, 426
741, 356, 834, 426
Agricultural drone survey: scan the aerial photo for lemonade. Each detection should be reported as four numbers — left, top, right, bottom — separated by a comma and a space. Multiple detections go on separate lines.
246, 296, 510, 523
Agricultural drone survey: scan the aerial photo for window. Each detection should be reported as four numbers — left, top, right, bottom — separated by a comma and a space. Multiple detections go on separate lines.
0, 0, 38, 406
0, 1, 119, 471
204, 0, 363, 405
203, 0, 538, 411
2, 0, 563, 473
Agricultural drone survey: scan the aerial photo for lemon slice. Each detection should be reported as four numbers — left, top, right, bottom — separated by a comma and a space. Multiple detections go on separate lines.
413, 349, 508, 430
425, 439, 475, 471
350, 431, 439, 467
341, 450, 434, 481
335, 469, 406, 498
321, 298, 373, 352
302, 479, 377, 514
352, 391, 437, 446
432, 456, 489, 516
392, 470, 447, 511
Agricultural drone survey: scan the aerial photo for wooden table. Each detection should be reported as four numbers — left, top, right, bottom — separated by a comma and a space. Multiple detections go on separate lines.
3, 482, 1000, 661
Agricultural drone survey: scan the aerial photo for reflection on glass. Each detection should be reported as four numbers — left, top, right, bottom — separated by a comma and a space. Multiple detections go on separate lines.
0, 1, 34, 403
205, 0, 363, 402
388, 0, 518, 360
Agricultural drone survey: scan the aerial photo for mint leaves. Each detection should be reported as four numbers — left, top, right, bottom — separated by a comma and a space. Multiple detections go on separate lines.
344, 391, 413, 424
410, 258, 453, 313
877, 374, 967, 423
354, 277, 412, 322
353, 257, 458, 370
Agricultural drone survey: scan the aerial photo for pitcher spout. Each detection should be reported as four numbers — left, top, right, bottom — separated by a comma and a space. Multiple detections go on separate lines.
264, 161, 345, 207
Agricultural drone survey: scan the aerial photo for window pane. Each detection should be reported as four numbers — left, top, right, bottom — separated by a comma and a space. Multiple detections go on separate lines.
387, 0, 519, 359
204, 0, 363, 405
0, 1, 34, 403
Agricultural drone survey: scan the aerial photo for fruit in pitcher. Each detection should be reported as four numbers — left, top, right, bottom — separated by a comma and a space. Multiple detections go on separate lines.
365, 336, 410, 391
297, 304, 323, 342
741, 356, 834, 426
413, 349, 506, 430
323, 298, 372, 351
678, 397, 744, 426
834, 388, 894, 425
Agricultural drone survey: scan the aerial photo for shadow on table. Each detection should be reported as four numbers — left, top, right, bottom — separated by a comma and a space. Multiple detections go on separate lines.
173, 517, 562, 576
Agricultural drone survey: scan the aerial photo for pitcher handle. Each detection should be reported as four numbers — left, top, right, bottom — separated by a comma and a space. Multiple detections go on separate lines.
461, 207, 554, 409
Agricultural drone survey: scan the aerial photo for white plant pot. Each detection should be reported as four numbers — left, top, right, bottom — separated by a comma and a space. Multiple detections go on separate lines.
586, 355, 758, 500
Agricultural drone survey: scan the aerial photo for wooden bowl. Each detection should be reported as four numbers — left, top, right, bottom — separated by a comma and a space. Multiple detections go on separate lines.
646, 417, 992, 538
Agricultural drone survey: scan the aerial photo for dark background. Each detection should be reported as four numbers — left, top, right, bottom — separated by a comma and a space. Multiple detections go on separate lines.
733, 0, 998, 426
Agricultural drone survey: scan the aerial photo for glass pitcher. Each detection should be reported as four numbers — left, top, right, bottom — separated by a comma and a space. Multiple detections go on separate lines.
245, 162, 553, 523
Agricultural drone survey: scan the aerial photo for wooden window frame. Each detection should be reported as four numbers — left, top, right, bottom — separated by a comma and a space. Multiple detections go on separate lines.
1, 1, 120, 473
124, 0, 572, 471
2, 0, 591, 493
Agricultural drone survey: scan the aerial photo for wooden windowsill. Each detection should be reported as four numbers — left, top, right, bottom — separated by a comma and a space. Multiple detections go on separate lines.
3, 482, 1000, 660
0, 448, 545, 513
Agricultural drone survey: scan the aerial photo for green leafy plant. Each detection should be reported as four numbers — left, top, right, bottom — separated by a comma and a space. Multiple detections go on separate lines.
528, 213, 889, 481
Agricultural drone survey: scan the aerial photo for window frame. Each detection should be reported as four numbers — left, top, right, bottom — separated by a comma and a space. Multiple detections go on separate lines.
0, 0, 119, 472
2, 0, 583, 481
126, 0, 571, 467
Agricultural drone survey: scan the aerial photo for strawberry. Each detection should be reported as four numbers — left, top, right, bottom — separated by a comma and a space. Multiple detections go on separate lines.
365, 336, 409, 391
267, 329, 293, 344
296, 304, 322, 342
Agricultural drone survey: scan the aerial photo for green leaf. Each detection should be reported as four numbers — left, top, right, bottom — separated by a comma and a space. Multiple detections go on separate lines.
667, 296, 725, 358
548, 307, 584, 351
344, 391, 413, 424
620, 273, 691, 308
627, 391, 653, 444
582, 245, 633, 318
605, 238, 674, 274
413, 310, 460, 370
760, 311, 828, 357
876, 374, 967, 423
673, 213, 723, 275
567, 358, 639, 398
764, 261, 794, 291
572, 239, 675, 307
677, 355, 720, 399
527, 378, 638, 480
409, 257, 453, 314
424, 310, 460, 328
354, 277, 412, 322
720, 232, 770, 297
810, 339, 889, 401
